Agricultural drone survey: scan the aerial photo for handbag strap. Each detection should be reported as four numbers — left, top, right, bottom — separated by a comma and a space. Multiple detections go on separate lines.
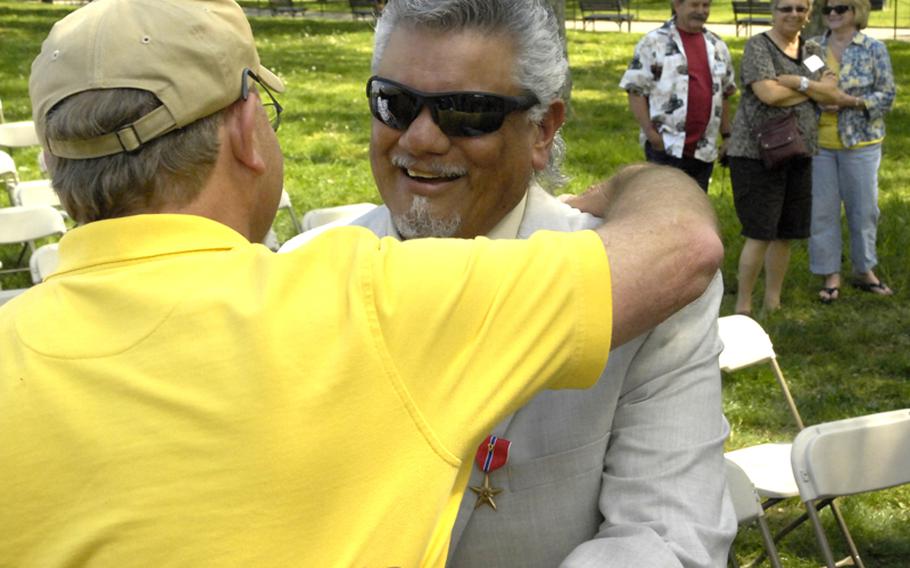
747, 33, 805, 130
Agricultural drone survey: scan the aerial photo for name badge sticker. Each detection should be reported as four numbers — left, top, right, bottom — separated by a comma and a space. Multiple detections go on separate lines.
803, 54, 824, 73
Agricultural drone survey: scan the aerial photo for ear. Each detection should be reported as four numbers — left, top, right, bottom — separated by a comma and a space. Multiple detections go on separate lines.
531, 100, 566, 172
226, 94, 267, 175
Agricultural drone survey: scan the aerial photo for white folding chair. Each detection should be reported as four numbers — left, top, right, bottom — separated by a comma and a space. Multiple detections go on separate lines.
0, 120, 40, 150
792, 409, 910, 568
719, 315, 863, 568
13, 180, 62, 209
277, 202, 378, 253
29, 243, 60, 283
1, 149, 18, 202
301, 202, 377, 231
0, 205, 67, 277
726, 459, 782, 568
278, 188, 302, 234
1, 149, 61, 213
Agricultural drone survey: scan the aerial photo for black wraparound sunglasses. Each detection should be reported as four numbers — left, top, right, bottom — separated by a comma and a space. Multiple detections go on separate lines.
775, 5, 809, 12
822, 4, 852, 14
366, 76, 540, 137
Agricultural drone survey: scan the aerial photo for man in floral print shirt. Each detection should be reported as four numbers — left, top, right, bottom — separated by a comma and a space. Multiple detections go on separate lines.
619, 0, 736, 191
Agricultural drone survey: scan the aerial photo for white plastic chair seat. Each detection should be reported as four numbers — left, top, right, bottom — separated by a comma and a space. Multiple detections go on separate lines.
0, 120, 40, 148
726, 443, 798, 499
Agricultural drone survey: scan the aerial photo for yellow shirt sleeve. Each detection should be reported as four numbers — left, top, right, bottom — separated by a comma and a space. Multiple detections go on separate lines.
363, 229, 612, 462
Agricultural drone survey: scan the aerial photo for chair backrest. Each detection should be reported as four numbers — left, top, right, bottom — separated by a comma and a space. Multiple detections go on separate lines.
13, 180, 62, 209
0, 205, 67, 244
0, 121, 40, 149
301, 202, 377, 231
792, 408, 910, 502
29, 243, 60, 283
726, 458, 765, 524
0, 149, 17, 179
717, 315, 776, 371
0, 149, 18, 199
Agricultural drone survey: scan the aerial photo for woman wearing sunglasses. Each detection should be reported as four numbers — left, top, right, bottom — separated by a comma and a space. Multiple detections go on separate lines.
809, 0, 895, 303
726, 0, 853, 315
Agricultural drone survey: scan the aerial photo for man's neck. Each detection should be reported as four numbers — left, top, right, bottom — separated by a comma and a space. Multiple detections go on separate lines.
676, 24, 704, 35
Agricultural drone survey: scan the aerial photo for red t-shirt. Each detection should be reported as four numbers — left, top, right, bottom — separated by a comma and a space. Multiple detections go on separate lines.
679, 28, 711, 158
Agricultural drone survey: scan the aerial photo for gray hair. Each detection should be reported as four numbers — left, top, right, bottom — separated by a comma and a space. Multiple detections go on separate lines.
372, 0, 570, 191
44, 89, 222, 224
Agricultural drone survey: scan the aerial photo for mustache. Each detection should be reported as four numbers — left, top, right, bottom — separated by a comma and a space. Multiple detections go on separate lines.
391, 154, 468, 178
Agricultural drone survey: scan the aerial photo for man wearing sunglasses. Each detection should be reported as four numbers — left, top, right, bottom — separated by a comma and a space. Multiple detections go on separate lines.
620, 0, 736, 192
340, 0, 736, 566
1, 1, 722, 567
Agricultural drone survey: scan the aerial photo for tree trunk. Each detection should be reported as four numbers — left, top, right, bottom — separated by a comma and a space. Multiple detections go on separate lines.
546, 0, 573, 108
803, 7, 827, 39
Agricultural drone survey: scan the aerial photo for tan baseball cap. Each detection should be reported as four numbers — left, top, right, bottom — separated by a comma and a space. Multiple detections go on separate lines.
30, 0, 285, 160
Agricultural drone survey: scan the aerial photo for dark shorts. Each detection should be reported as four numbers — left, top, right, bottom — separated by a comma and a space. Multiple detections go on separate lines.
644, 142, 714, 192
729, 156, 812, 240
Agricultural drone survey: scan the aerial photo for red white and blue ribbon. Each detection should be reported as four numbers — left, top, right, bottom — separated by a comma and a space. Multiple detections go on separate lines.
475, 435, 511, 473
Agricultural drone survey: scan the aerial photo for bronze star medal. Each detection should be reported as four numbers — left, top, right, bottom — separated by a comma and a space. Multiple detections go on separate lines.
470, 473, 504, 510
470, 435, 511, 511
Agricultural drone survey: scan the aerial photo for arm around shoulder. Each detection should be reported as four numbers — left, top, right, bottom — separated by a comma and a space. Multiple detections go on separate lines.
590, 164, 723, 348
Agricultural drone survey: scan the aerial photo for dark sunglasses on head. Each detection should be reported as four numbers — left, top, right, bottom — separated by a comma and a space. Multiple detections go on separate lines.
366, 76, 540, 137
776, 4, 809, 12
241, 68, 283, 132
822, 4, 852, 14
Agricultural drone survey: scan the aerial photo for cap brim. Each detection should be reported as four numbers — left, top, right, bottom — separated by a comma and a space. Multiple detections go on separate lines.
258, 65, 285, 93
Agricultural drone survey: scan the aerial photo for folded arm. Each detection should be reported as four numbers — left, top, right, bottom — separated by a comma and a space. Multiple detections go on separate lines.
754, 72, 851, 107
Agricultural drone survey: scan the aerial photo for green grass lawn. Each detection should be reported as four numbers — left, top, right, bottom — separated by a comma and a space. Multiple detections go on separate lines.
1, 2, 909, 565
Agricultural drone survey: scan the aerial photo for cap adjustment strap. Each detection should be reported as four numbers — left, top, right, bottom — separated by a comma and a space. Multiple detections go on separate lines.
46, 104, 178, 160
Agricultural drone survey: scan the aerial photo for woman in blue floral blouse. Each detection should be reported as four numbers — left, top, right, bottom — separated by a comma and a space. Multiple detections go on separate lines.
810, 0, 895, 303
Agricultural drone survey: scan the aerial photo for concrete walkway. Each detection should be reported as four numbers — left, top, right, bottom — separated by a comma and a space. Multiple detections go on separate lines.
569, 18, 910, 41
251, 7, 910, 42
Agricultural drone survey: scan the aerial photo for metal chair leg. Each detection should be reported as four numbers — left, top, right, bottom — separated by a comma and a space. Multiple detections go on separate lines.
829, 500, 864, 568
756, 516, 783, 568
807, 501, 839, 568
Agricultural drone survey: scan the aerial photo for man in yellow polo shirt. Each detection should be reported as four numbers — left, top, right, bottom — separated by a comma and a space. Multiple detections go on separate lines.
0, 0, 722, 566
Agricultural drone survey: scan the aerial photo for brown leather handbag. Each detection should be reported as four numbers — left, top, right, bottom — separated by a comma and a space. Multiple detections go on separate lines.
754, 113, 810, 169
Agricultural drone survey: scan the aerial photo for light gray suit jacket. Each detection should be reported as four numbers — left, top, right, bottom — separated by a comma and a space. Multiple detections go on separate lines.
351, 186, 736, 568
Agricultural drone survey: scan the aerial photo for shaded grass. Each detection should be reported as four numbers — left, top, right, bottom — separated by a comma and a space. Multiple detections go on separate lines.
0, 3, 908, 565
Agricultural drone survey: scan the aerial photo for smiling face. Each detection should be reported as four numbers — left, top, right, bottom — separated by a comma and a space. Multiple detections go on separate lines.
369, 26, 548, 239
772, 0, 811, 37
674, 0, 712, 33
824, 1, 857, 32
